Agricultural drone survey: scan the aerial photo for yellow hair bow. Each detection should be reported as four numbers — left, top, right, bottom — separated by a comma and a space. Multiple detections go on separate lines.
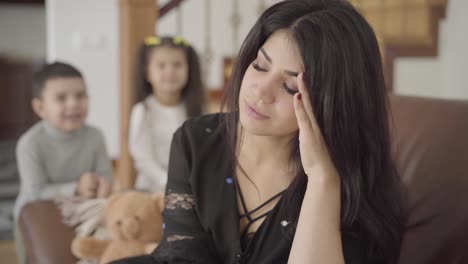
173, 36, 189, 46
144, 36, 160, 46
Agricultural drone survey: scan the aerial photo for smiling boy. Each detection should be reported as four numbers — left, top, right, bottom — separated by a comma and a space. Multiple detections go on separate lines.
14, 62, 113, 263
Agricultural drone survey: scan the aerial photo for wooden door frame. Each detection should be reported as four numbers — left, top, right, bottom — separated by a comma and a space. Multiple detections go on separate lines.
117, 0, 157, 189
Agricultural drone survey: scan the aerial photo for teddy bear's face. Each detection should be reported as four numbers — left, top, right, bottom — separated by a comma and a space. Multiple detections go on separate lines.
106, 192, 164, 242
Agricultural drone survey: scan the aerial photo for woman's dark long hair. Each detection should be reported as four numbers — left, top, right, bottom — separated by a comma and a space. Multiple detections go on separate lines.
134, 36, 204, 118
222, 0, 405, 262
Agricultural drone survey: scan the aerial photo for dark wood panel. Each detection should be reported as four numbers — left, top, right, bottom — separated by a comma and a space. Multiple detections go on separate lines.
0, 57, 43, 141
0, 0, 44, 4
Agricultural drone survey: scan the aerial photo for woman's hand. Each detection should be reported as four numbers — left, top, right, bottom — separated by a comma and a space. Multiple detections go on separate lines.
293, 72, 339, 182
289, 73, 344, 263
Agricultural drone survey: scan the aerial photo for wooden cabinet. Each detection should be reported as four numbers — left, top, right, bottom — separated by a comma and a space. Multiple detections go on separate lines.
0, 57, 42, 141
0, 56, 43, 239
0, 0, 44, 4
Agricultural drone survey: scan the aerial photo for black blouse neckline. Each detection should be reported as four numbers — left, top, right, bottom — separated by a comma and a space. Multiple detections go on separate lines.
235, 176, 287, 251
145, 113, 366, 264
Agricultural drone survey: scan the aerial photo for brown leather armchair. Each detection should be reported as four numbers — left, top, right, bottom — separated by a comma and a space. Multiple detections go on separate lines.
18, 95, 468, 264
19, 200, 77, 264
391, 95, 468, 264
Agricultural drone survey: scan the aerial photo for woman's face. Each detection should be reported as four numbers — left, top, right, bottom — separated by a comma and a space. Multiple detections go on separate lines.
239, 29, 304, 137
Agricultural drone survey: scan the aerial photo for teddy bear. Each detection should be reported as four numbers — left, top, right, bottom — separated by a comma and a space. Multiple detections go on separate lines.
71, 191, 165, 264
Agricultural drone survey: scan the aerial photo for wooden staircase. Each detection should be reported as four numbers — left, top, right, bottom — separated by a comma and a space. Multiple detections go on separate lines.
350, 0, 448, 90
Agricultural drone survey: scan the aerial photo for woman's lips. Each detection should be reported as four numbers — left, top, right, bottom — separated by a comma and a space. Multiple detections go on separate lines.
245, 101, 270, 120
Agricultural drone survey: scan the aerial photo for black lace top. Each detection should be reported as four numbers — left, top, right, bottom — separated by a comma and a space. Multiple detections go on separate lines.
113, 114, 366, 264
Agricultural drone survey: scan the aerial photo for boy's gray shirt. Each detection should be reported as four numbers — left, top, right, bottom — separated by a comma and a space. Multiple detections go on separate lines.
14, 121, 112, 218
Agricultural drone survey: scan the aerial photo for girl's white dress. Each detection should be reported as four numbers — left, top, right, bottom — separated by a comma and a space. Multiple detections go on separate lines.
129, 95, 187, 193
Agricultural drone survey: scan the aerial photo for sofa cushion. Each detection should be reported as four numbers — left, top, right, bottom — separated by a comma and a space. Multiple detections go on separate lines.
390, 95, 468, 264
19, 200, 77, 264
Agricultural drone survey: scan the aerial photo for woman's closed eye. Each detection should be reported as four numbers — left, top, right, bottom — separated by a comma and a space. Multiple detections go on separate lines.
252, 61, 267, 72
252, 61, 298, 96
283, 83, 297, 96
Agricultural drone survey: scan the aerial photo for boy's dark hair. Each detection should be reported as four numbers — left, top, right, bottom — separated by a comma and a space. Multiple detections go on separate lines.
33, 62, 83, 98
134, 36, 204, 118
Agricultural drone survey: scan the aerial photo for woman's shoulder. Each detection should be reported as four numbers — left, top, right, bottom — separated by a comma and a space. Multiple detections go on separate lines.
175, 113, 228, 149
182, 113, 226, 131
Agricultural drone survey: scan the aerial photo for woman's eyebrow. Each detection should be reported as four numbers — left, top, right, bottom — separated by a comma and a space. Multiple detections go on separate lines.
284, 70, 299, 77
260, 48, 272, 63
260, 47, 299, 77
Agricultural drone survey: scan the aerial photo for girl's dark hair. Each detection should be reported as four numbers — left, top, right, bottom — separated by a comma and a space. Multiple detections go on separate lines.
134, 36, 204, 118
33, 61, 83, 98
222, 0, 405, 262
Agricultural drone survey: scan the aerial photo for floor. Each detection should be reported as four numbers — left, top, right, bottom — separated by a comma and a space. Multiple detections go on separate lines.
0, 240, 18, 264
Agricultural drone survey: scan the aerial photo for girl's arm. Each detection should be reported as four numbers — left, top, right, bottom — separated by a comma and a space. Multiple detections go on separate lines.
288, 72, 345, 264
129, 104, 167, 191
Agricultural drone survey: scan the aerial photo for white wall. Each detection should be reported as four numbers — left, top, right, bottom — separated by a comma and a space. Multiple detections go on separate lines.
157, 0, 281, 90
0, 4, 46, 59
46, 0, 119, 158
394, 0, 468, 99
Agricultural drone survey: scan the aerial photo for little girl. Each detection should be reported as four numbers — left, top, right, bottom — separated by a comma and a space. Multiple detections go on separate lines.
129, 36, 204, 193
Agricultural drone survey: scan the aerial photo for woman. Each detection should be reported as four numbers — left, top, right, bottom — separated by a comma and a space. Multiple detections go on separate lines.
114, 0, 405, 263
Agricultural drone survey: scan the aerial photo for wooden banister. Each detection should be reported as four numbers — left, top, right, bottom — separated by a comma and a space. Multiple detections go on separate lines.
351, 0, 448, 90
117, 0, 158, 190
383, 1, 447, 90
159, 0, 187, 18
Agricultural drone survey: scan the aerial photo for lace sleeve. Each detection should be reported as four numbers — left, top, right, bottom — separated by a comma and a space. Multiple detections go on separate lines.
151, 127, 220, 264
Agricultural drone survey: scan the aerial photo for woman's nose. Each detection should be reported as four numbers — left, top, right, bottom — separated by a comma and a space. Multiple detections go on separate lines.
252, 76, 276, 104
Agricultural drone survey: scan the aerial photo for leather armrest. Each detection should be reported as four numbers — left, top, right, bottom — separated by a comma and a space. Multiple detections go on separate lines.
18, 200, 77, 264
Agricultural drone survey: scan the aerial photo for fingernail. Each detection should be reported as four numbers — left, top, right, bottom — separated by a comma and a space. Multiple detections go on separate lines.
297, 93, 302, 100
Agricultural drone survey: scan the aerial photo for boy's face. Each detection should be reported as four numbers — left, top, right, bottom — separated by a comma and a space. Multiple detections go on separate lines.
32, 77, 89, 133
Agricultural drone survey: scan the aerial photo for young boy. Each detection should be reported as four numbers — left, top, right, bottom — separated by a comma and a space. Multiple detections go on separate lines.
14, 62, 113, 263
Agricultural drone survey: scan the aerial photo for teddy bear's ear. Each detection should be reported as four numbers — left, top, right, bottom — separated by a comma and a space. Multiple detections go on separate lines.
106, 193, 123, 210
152, 192, 165, 212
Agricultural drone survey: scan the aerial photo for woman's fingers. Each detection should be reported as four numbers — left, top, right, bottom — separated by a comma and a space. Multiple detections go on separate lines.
296, 72, 319, 134
294, 92, 313, 134
294, 72, 336, 178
